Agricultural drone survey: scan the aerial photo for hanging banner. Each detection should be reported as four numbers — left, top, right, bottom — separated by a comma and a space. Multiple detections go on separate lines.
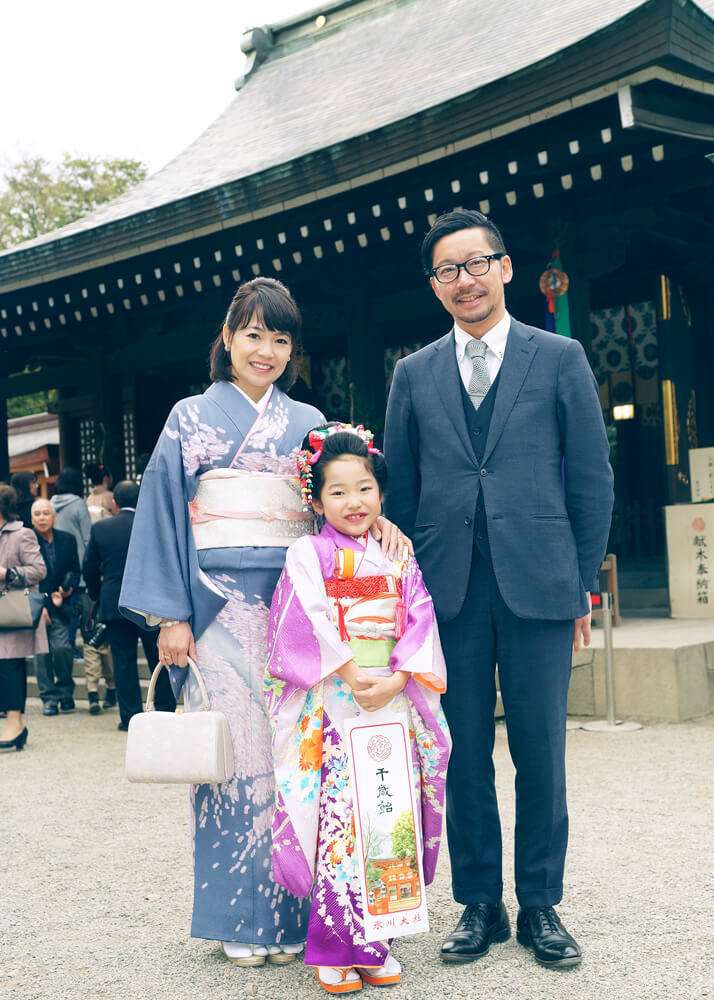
540, 250, 571, 337
345, 709, 429, 942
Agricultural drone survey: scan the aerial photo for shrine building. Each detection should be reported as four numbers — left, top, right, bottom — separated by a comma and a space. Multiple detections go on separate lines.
2, 0, 714, 593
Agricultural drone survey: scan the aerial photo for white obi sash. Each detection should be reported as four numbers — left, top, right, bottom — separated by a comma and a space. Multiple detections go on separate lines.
189, 468, 314, 550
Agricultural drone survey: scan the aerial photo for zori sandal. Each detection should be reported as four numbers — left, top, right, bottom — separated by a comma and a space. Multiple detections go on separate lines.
266, 942, 303, 965
221, 941, 266, 967
357, 953, 402, 986
315, 966, 363, 994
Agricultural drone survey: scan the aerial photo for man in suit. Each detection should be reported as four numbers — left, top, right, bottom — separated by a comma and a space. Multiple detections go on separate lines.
32, 499, 80, 715
384, 209, 613, 970
83, 480, 175, 730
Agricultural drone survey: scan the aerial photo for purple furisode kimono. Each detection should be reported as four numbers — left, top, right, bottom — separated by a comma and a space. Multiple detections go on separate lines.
120, 380, 323, 945
264, 524, 451, 968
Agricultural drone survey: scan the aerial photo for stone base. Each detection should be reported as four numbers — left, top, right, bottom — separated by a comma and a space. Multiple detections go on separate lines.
569, 618, 714, 723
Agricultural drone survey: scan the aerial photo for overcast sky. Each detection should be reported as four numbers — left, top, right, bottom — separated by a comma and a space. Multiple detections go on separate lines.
0, 0, 310, 175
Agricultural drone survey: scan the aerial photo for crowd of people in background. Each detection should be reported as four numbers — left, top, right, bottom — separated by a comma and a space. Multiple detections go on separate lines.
0, 461, 170, 750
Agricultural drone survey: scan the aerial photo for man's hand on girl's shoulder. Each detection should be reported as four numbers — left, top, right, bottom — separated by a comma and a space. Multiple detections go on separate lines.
370, 516, 413, 560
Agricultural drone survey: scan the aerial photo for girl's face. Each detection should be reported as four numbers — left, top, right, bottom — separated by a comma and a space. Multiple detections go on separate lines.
312, 455, 382, 538
223, 311, 292, 401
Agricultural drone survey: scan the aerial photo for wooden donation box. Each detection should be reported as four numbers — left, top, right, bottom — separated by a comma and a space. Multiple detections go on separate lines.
665, 504, 714, 618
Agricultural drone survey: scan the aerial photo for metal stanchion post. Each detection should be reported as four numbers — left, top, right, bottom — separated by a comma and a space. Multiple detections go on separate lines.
583, 593, 642, 733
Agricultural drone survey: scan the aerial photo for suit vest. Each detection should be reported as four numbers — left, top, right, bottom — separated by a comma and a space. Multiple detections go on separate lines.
459, 367, 501, 563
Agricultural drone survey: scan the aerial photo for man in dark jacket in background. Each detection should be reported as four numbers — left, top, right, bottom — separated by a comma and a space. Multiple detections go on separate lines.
31, 499, 80, 715
83, 480, 175, 730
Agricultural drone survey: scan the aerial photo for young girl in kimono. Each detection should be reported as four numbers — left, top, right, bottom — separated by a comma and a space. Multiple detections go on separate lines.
265, 424, 451, 994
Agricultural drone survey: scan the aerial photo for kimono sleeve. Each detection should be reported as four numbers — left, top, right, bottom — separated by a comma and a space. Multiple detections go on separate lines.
390, 556, 447, 694
266, 536, 353, 692
119, 402, 224, 634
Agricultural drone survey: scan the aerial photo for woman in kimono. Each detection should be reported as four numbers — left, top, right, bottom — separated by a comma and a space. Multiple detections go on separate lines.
265, 426, 451, 994
119, 279, 407, 968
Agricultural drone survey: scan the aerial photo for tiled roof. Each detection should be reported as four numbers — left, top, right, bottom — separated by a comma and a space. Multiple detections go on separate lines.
3, 0, 714, 257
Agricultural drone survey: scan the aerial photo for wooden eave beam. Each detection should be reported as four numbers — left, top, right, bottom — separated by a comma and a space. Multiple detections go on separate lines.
619, 80, 714, 140
3, 1, 712, 290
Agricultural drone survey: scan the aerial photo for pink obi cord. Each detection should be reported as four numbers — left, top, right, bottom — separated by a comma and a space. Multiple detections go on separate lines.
189, 499, 312, 525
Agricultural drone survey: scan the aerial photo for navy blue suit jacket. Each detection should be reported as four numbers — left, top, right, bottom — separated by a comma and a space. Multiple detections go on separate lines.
83, 510, 135, 623
383, 318, 614, 622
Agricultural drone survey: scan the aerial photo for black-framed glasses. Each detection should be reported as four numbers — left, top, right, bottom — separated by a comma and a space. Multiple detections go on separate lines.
429, 252, 506, 284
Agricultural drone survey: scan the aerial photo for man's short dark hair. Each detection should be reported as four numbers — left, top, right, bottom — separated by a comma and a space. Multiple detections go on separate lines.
113, 480, 140, 509
420, 209, 507, 273
55, 466, 84, 497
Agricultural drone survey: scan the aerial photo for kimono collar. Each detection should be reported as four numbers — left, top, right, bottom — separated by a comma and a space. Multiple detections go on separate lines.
319, 523, 388, 573
229, 381, 273, 416
320, 521, 370, 553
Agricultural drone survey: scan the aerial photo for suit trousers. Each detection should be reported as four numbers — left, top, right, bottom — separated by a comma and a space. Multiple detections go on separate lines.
34, 618, 75, 704
83, 643, 115, 694
439, 553, 573, 909
105, 620, 175, 726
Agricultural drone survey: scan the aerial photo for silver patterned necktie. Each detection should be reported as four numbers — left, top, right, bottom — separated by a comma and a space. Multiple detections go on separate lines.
465, 337, 491, 410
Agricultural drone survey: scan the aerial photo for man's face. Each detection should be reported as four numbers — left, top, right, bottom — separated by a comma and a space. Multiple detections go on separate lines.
429, 226, 513, 328
31, 499, 55, 534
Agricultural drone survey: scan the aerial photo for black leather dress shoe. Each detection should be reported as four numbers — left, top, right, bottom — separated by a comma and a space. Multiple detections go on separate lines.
440, 902, 511, 963
516, 907, 582, 968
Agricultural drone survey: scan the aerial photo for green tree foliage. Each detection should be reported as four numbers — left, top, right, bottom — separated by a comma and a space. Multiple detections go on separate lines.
391, 809, 417, 868
0, 154, 147, 251
7, 390, 58, 419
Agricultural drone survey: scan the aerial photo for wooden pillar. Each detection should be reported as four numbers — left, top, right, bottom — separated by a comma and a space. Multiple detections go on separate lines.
688, 272, 714, 448
95, 355, 125, 481
657, 275, 695, 505
0, 392, 9, 483
559, 232, 593, 357
345, 293, 387, 440
566, 267, 593, 358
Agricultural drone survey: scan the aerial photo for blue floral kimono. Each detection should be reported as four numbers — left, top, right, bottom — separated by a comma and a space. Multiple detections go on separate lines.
120, 380, 323, 945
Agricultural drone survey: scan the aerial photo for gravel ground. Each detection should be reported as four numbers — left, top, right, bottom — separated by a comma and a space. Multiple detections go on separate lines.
1, 703, 712, 1000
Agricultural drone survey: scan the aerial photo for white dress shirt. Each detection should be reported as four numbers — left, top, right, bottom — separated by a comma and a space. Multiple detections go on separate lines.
454, 312, 511, 392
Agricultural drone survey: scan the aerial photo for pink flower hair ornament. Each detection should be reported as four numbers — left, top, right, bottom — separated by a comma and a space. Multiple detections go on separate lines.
296, 423, 380, 510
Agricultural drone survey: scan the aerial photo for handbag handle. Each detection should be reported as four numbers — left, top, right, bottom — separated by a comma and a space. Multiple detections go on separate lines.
145, 657, 210, 712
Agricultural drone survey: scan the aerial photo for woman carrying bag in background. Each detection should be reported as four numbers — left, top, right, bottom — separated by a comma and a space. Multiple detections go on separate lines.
0, 484, 48, 751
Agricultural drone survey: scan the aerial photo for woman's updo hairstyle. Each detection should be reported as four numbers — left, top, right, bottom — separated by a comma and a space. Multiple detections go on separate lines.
301, 424, 388, 502
209, 277, 303, 391
84, 462, 111, 486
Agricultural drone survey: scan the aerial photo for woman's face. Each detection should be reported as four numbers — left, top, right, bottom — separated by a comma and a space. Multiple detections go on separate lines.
30, 477, 39, 497
223, 312, 292, 401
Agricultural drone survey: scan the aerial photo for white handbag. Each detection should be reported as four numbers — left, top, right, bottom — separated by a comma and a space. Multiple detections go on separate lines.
125, 658, 234, 784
